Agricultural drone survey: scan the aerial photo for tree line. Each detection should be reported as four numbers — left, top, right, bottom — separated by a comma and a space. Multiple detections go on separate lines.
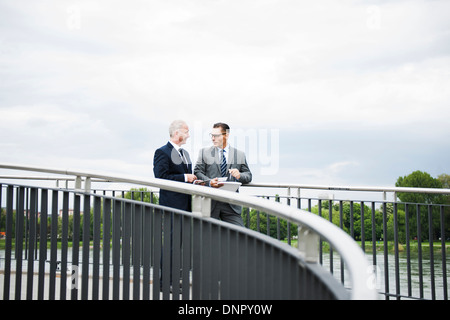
244, 171, 449, 242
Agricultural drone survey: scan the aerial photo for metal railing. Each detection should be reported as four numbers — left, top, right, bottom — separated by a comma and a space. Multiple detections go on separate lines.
241, 183, 450, 300
0, 164, 377, 300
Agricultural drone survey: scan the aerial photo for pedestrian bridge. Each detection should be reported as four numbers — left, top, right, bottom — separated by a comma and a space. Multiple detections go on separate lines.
0, 164, 380, 300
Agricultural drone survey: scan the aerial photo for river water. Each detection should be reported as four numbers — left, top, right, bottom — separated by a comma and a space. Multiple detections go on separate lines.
321, 251, 449, 300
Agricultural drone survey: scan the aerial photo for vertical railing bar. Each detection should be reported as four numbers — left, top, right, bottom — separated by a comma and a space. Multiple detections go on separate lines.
81, 194, 91, 300
276, 249, 284, 299
266, 201, 270, 237
260, 241, 267, 299
3, 185, 13, 300
287, 189, 292, 246
112, 199, 121, 300
191, 216, 201, 299
15, 187, 25, 300
152, 208, 162, 300
339, 201, 345, 284
122, 202, 131, 300
416, 204, 424, 299
222, 227, 231, 299
92, 196, 101, 300
31, 189, 38, 260
283, 253, 292, 300
24, 188, 29, 261
427, 205, 435, 300
329, 199, 333, 275
318, 199, 323, 265
393, 201, 400, 300
26, 187, 37, 300
371, 202, 377, 266
247, 235, 256, 299
133, 203, 142, 300
181, 214, 191, 300
256, 210, 260, 233
229, 230, 239, 298
239, 232, 248, 299
171, 212, 182, 300
293, 254, 301, 300
201, 220, 212, 299
161, 210, 171, 300
60, 191, 69, 300
120, 191, 125, 268
405, 203, 412, 297
360, 201, 365, 253
130, 193, 135, 269
140, 192, 145, 268
268, 245, 275, 299
71, 195, 81, 300
350, 201, 354, 239
382, 201, 389, 300
244, 207, 250, 229
102, 198, 111, 300
276, 196, 281, 240
142, 206, 152, 300
439, 205, 447, 300
49, 190, 59, 300
37, 189, 48, 300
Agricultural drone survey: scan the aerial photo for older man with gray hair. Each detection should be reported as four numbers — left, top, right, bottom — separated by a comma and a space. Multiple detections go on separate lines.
153, 120, 197, 212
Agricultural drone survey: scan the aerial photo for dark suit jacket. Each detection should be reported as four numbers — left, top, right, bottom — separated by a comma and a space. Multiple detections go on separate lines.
153, 142, 192, 212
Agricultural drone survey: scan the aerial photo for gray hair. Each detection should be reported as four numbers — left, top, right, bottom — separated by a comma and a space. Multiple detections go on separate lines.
169, 120, 187, 137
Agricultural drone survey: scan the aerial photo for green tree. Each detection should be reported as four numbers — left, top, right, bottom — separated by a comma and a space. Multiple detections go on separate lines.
395, 170, 446, 241
242, 208, 297, 240
124, 188, 159, 203
395, 170, 444, 204
310, 201, 383, 241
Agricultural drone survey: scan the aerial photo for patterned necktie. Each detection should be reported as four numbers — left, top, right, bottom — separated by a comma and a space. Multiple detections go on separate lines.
179, 148, 188, 172
220, 149, 227, 177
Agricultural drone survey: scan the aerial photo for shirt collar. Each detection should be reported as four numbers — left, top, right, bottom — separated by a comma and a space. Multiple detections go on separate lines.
169, 140, 182, 152
217, 144, 230, 153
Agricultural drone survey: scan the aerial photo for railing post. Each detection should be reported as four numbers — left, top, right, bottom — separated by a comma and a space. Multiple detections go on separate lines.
75, 176, 91, 192
85, 177, 91, 192
75, 176, 82, 190
298, 226, 319, 263
192, 195, 211, 218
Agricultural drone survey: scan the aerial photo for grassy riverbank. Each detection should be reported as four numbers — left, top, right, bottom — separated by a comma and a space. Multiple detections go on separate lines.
284, 239, 450, 254
1, 238, 449, 254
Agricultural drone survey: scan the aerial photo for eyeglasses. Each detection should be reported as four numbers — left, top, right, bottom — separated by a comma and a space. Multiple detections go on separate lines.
209, 133, 226, 139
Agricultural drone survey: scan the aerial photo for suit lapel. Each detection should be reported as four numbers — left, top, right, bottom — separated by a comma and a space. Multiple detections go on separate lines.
229, 146, 239, 171
227, 147, 234, 170
184, 151, 192, 173
212, 147, 221, 174
168, 142, 190, 174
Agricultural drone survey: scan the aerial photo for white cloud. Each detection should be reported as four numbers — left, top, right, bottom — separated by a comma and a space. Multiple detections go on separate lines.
1, 0, 450, 185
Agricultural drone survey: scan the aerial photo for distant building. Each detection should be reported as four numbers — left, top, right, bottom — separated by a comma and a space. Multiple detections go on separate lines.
59, 209, 84, 216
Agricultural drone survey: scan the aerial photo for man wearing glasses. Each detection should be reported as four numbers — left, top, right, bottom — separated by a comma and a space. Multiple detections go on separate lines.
194, 122, 252, 227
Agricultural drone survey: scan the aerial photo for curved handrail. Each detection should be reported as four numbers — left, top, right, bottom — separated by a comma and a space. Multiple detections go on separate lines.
0, 163, 378, 299
246, 182, 450, 195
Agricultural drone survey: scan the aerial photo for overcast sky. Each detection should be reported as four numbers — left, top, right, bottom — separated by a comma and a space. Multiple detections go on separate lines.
1, 0, 450, 188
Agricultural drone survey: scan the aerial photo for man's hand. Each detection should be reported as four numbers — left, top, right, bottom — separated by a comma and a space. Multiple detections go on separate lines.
229, 169, 241, 180
209, 178, 224, 188
186, 174, 197, 183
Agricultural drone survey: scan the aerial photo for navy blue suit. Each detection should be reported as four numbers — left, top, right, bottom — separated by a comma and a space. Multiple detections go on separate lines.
153, 142, 192, 212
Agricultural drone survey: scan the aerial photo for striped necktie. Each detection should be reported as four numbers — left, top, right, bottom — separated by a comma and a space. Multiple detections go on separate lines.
220, 149, 227, 177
